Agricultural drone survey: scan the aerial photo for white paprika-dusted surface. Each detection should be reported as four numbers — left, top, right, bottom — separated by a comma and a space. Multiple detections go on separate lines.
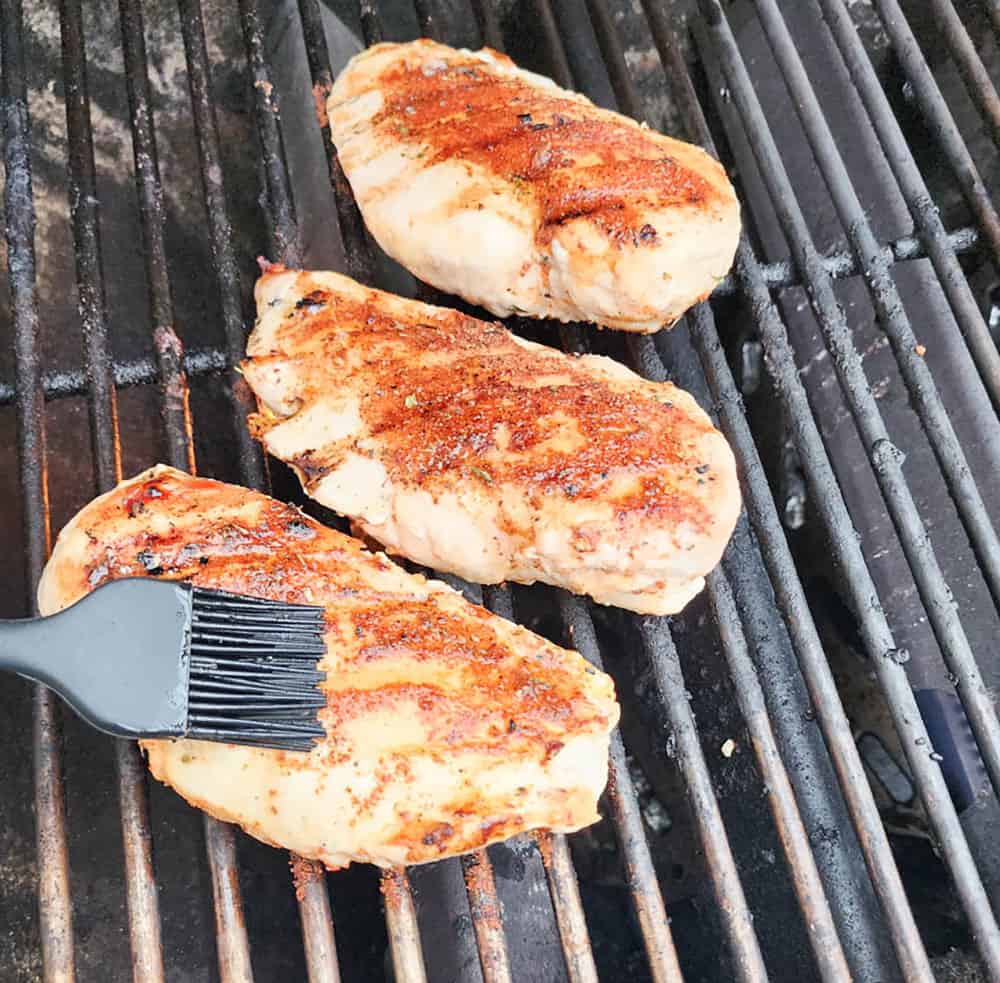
327, 39, 740, 332
244, 266, 741, 614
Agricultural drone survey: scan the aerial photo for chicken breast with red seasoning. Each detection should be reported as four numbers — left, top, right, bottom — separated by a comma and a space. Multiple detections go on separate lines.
37, 466, 619, 869
327, 39, 740, 332
243, 266, 740, 614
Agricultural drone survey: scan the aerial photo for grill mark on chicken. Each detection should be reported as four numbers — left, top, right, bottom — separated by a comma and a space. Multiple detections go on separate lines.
252, 283, 718, 533
40, 467, 618, 867
244, 267, 741, 613
373, 57, 713, 251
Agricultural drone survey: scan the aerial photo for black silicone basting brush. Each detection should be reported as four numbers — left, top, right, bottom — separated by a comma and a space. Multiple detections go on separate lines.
2, 578, 327, 751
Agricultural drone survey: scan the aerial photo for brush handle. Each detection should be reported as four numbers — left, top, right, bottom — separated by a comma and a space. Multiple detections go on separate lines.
0, 580, 192, 740
0, 608, 83, 688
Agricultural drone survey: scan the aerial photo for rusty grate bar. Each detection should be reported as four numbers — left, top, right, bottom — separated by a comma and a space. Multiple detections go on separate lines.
533, 830, 600, 983
116, 0, 254, 977
382, 868, 428, 983
223, 1, 345, 978
177, 0, 265, 487
461, 851, 513, 982
60, 0, 167, 977
1, 0, 76, 979
926, 0, 1000, 146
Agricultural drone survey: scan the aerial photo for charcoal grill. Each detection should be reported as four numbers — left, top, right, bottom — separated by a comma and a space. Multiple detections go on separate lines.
2, 0, 999, 979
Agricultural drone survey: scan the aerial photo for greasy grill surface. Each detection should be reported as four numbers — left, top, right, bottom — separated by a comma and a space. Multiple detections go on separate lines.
0, 1, 998, 982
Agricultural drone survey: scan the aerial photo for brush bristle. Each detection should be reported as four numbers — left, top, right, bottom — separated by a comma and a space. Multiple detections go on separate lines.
186, 588, 327, 751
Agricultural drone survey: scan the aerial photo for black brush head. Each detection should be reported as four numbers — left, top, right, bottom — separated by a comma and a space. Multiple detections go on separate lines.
186, 587, 328, 752
5, 579, 328, 751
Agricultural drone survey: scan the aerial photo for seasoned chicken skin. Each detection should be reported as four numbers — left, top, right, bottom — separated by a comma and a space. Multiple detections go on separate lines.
243, 267, 741, 614
37, 466, 618, 869
328, 39, 740, 332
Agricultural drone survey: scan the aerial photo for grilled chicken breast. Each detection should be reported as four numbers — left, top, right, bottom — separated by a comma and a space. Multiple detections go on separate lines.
328, 39, 740, 332
243, 266, 741, 614
37, 466, 618, 869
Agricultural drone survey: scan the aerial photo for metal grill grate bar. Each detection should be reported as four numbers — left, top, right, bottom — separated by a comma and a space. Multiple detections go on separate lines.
816, 0, 1000, 413
116, 0, 254, 976
1, 1, 77, 978
59, 0, 119, 485
294, 861, 342, 983
60, 0, 167, 976
297, 0, 376, 285
628, 0, 1000, 975
557, 593, 683, 983
0, 227, 981, 409
758, 0, 1000, 592
638, 1, 940, 977
461, 851, 513, 982
745, 0, 1000, 789
927, 0, 1000, 145
177, 0, 265, 488
638, 618, 768, 982
693, 6, 1000, 974
480, 585, 597, 983
547, 5, 860, 977
239, 0, 302, 267
382, 868, 428, 983
873, 0, 1000, 264
533, 830, 600, 983
118, 0, 194, 472
707, 568, 852, 982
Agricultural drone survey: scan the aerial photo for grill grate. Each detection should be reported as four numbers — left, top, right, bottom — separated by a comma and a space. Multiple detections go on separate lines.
2, 0, 999, 980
